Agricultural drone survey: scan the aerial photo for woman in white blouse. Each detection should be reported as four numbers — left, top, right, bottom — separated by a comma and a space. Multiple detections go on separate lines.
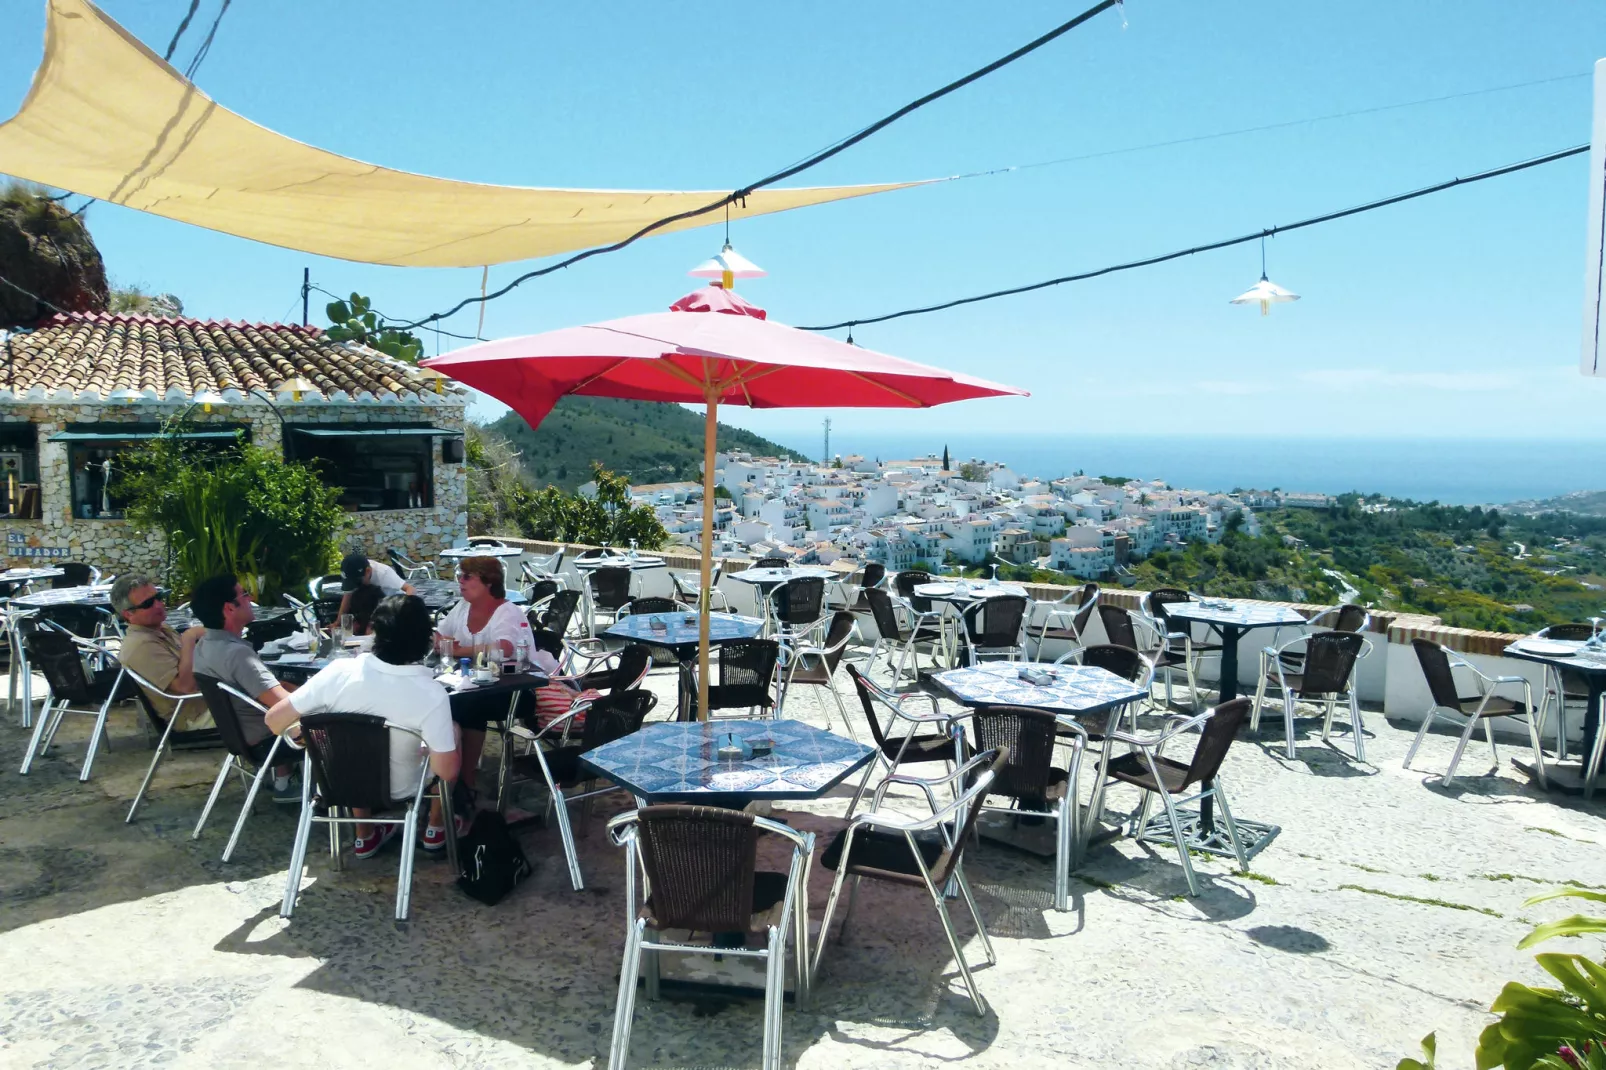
434, 555, 526, 798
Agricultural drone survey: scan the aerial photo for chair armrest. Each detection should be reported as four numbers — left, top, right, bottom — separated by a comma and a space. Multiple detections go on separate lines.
1110, 709, 1211, 748
1489, 674, 1528, 684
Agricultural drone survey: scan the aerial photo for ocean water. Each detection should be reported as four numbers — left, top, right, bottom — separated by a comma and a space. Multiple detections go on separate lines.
765, 433, 1606, 506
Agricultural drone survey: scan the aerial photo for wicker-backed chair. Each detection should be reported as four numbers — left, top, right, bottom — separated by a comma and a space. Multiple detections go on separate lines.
846, 561, 887, 611
280, 712, 456, 926
468, 537, 508, 548
309, 574, 344, 600
843, 664, 961, 815
956, 595, 1029, 665
536, 589, 584, 639
814, 748, 1006, 1016
513, 689, 658, 891
567, 642, 653, 695
606, 804, 814, 1070
769, 577, 829, 662
521, 548, 565, 588
1405, 638, 1547, 790
863, 587, 944, 689
123, 664, 214, 824
1252, 631, 1372, 760
1533, 622, 1596, 761
1025, 582, 1098, 659
524, 579, 561, 614
753, 555, 790, 570
694, 639, 780, 722
967, 706, 1088, 911
778, 610, 858, 734
1095, 697, 1256, 896
52, 562, 98, 588
1099, 603, 1197, 707
1263, 603, 1372, 677
1146, 587, 1222, 698
192, 675, 290, 862
387, 548, 434, 584
38, 602, 116, 641
893, 569, 935, 614
586, 566, 634, 636
669, 565, 728, 612
17, 629, 133, 778
621, 598, 687, 667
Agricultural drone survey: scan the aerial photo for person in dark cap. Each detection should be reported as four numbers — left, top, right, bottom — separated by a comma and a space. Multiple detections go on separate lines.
337, 550, 414, 620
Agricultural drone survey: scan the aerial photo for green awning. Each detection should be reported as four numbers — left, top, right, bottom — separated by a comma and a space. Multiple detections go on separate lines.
288, 426, 460, 438
49, 429, 241, 442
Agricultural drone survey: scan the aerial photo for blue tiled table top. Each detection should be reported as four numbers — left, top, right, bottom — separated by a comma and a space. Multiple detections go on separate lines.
1506, 639, 1606, 676
580, 718, 874, 804
10, 583, 114, 608
603, 612, 764, 658
1162, 600, 1308, 630
934, 663, 1147, 716
914, 582, 1027, 605
574, 556, 667, 571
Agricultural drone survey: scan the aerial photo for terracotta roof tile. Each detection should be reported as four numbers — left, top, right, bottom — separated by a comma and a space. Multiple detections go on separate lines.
0, 312, 451, 403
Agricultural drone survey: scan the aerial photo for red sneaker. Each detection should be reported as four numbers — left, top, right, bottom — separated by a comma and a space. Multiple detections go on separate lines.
353, 825, 399, 859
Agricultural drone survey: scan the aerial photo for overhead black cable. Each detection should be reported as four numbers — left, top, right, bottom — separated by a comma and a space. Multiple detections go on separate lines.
183, 0, 232, 80
162, 0, 202, 61
798, 143, 1590, 332
308, 285, 483, 340
393, 0, 1121, 331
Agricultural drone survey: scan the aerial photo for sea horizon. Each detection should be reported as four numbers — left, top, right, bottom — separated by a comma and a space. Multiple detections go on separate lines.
759, 432, 1606, 507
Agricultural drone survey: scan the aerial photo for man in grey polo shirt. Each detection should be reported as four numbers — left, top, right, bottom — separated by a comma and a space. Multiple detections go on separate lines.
191, 574, 300, 803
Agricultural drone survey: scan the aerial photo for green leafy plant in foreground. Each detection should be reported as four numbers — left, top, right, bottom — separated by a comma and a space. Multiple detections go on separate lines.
1404, 888, 1606, 1070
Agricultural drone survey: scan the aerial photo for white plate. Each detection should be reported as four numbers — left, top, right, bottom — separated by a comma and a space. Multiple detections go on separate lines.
919, 585, 955, 596
1516, 640, 1577, 657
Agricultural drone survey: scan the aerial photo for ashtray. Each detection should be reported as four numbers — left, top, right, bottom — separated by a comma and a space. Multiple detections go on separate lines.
716, 733, 747, 761
682, 614, 697, 625
747, 737, 774, 758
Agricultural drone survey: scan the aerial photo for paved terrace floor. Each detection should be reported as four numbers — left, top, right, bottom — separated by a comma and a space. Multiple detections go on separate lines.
3, 659, 1605, 1069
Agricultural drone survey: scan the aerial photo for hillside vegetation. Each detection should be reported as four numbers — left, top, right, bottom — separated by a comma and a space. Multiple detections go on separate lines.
486, 397, 807, 492
1123, 496, 1606, 632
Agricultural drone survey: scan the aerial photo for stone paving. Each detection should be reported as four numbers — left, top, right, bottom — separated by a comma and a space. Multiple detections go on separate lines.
3, 656, 1605, 1069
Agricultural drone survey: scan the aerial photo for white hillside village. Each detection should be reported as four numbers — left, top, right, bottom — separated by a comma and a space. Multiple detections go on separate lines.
611, 449, 1333, 577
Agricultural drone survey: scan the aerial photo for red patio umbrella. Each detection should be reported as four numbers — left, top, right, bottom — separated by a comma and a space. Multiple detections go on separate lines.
422, 284, 1026, 717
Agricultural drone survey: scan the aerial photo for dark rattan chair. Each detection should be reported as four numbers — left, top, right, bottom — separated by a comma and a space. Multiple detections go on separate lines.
815, 748, 1006, 1016
515, 689, 658, 891
51, 562, 97, 588
753, 555, 790, 570
894, 569, 935, 614
524, 579, 561, 612
863, 587, 944, 690
123, 663, 215, 824
695, 638, 780, 722
1146, 587, 1222, 697
1096, 697, 1257, 896
387, 548, 434, 583
572, 642, 652, 695
1100, 603, 1197, 707
1025, 582, 1098, 659
17, 628, 131, 778
957, 594, 1028, 664
621, 597, 686, 666
538, 589, 584, 639
779, 610, 858, 735
192, 674, 290, 862
586, 566, 634, 635
1253, 631, 1372, 760
280, 711, 454, 926
669, 565, 728, 612
243, 610, 299, 651
606, 804, 814, 1070
843, 664, 960, 815
969, 706, 1088, 911
1405, 638, 1547, 790
1534, 622, 1596, 761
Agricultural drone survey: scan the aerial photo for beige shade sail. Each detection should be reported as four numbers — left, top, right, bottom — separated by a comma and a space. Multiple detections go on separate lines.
0, 0, 923, 268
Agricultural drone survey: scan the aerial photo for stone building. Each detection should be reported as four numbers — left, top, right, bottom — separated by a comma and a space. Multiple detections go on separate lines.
0, 312, 469, 573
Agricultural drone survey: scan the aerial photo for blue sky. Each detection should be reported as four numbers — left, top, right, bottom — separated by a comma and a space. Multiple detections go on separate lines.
2, 0, 1603, 443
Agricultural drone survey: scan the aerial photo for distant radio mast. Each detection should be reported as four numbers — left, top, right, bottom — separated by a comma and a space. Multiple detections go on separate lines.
822, 417, 831, 463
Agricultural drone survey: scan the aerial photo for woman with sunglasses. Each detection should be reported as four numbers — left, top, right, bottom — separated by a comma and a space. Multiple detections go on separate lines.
433, 555, 526, 799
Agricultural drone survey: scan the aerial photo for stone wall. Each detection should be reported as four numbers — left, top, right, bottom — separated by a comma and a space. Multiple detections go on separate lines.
0, 398, 466, 573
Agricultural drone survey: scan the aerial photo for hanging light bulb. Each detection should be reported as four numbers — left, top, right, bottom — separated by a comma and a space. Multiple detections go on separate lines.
1231, 235, 1300, 316
689, 242, 767, 291
280, 375, 317, 402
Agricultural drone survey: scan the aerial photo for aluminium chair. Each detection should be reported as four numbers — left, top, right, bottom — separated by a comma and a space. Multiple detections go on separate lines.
1531, 622, 1595, 761
123, 664, 215, 823
192, 675, 291, 862
1145, 588, 1223, 697
778, 610, 858, 734
1404, 638, 1547, 790
843, 664, 961, 817
956, 595, 1029, 665
621, 597, 687, 668
309, 574, 344, 600
814, 748, 1007, 1016
669, 565, 728, 612
51, 563, 99, 588
1025, 582, 1098, 660
280, 712, 458, 927
694, 639, 781, 722
536, 589, 584, 640
1252, 631, 1372, 760
606, 804, 814, 1070
468, 537, 509, 548
1099, 603, 1199, 709
513, 689, 658, 891
753, 555, 790, 570
862, 587, 945, 691
585, 566, 634, 636
17, 628, 134, 779
1053, 643, 1157, 833
524, 579, 561, 618
1262, 603, 1372, 677
387, 547, 434, 584
966, 706, 1089, 911
1094, 697, 1258, 897
846, 561, 887, 611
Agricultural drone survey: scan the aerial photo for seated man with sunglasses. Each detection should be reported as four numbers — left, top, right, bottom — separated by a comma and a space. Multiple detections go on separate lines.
111, 572, 211, 731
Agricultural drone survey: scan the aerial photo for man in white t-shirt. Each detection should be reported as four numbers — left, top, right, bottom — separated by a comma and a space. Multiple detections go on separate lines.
266, 594, 463, 857
337, 551, 415, 621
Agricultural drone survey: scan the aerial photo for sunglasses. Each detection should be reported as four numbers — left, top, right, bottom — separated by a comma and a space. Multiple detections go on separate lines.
130, 590, 165, 612
457, 572, 483, 582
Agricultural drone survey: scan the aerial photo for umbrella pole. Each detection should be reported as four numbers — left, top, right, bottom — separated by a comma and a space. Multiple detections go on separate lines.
698, 393, 718, 721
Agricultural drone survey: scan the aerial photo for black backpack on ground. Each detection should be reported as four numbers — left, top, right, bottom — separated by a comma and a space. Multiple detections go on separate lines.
455, 810, 532, 905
